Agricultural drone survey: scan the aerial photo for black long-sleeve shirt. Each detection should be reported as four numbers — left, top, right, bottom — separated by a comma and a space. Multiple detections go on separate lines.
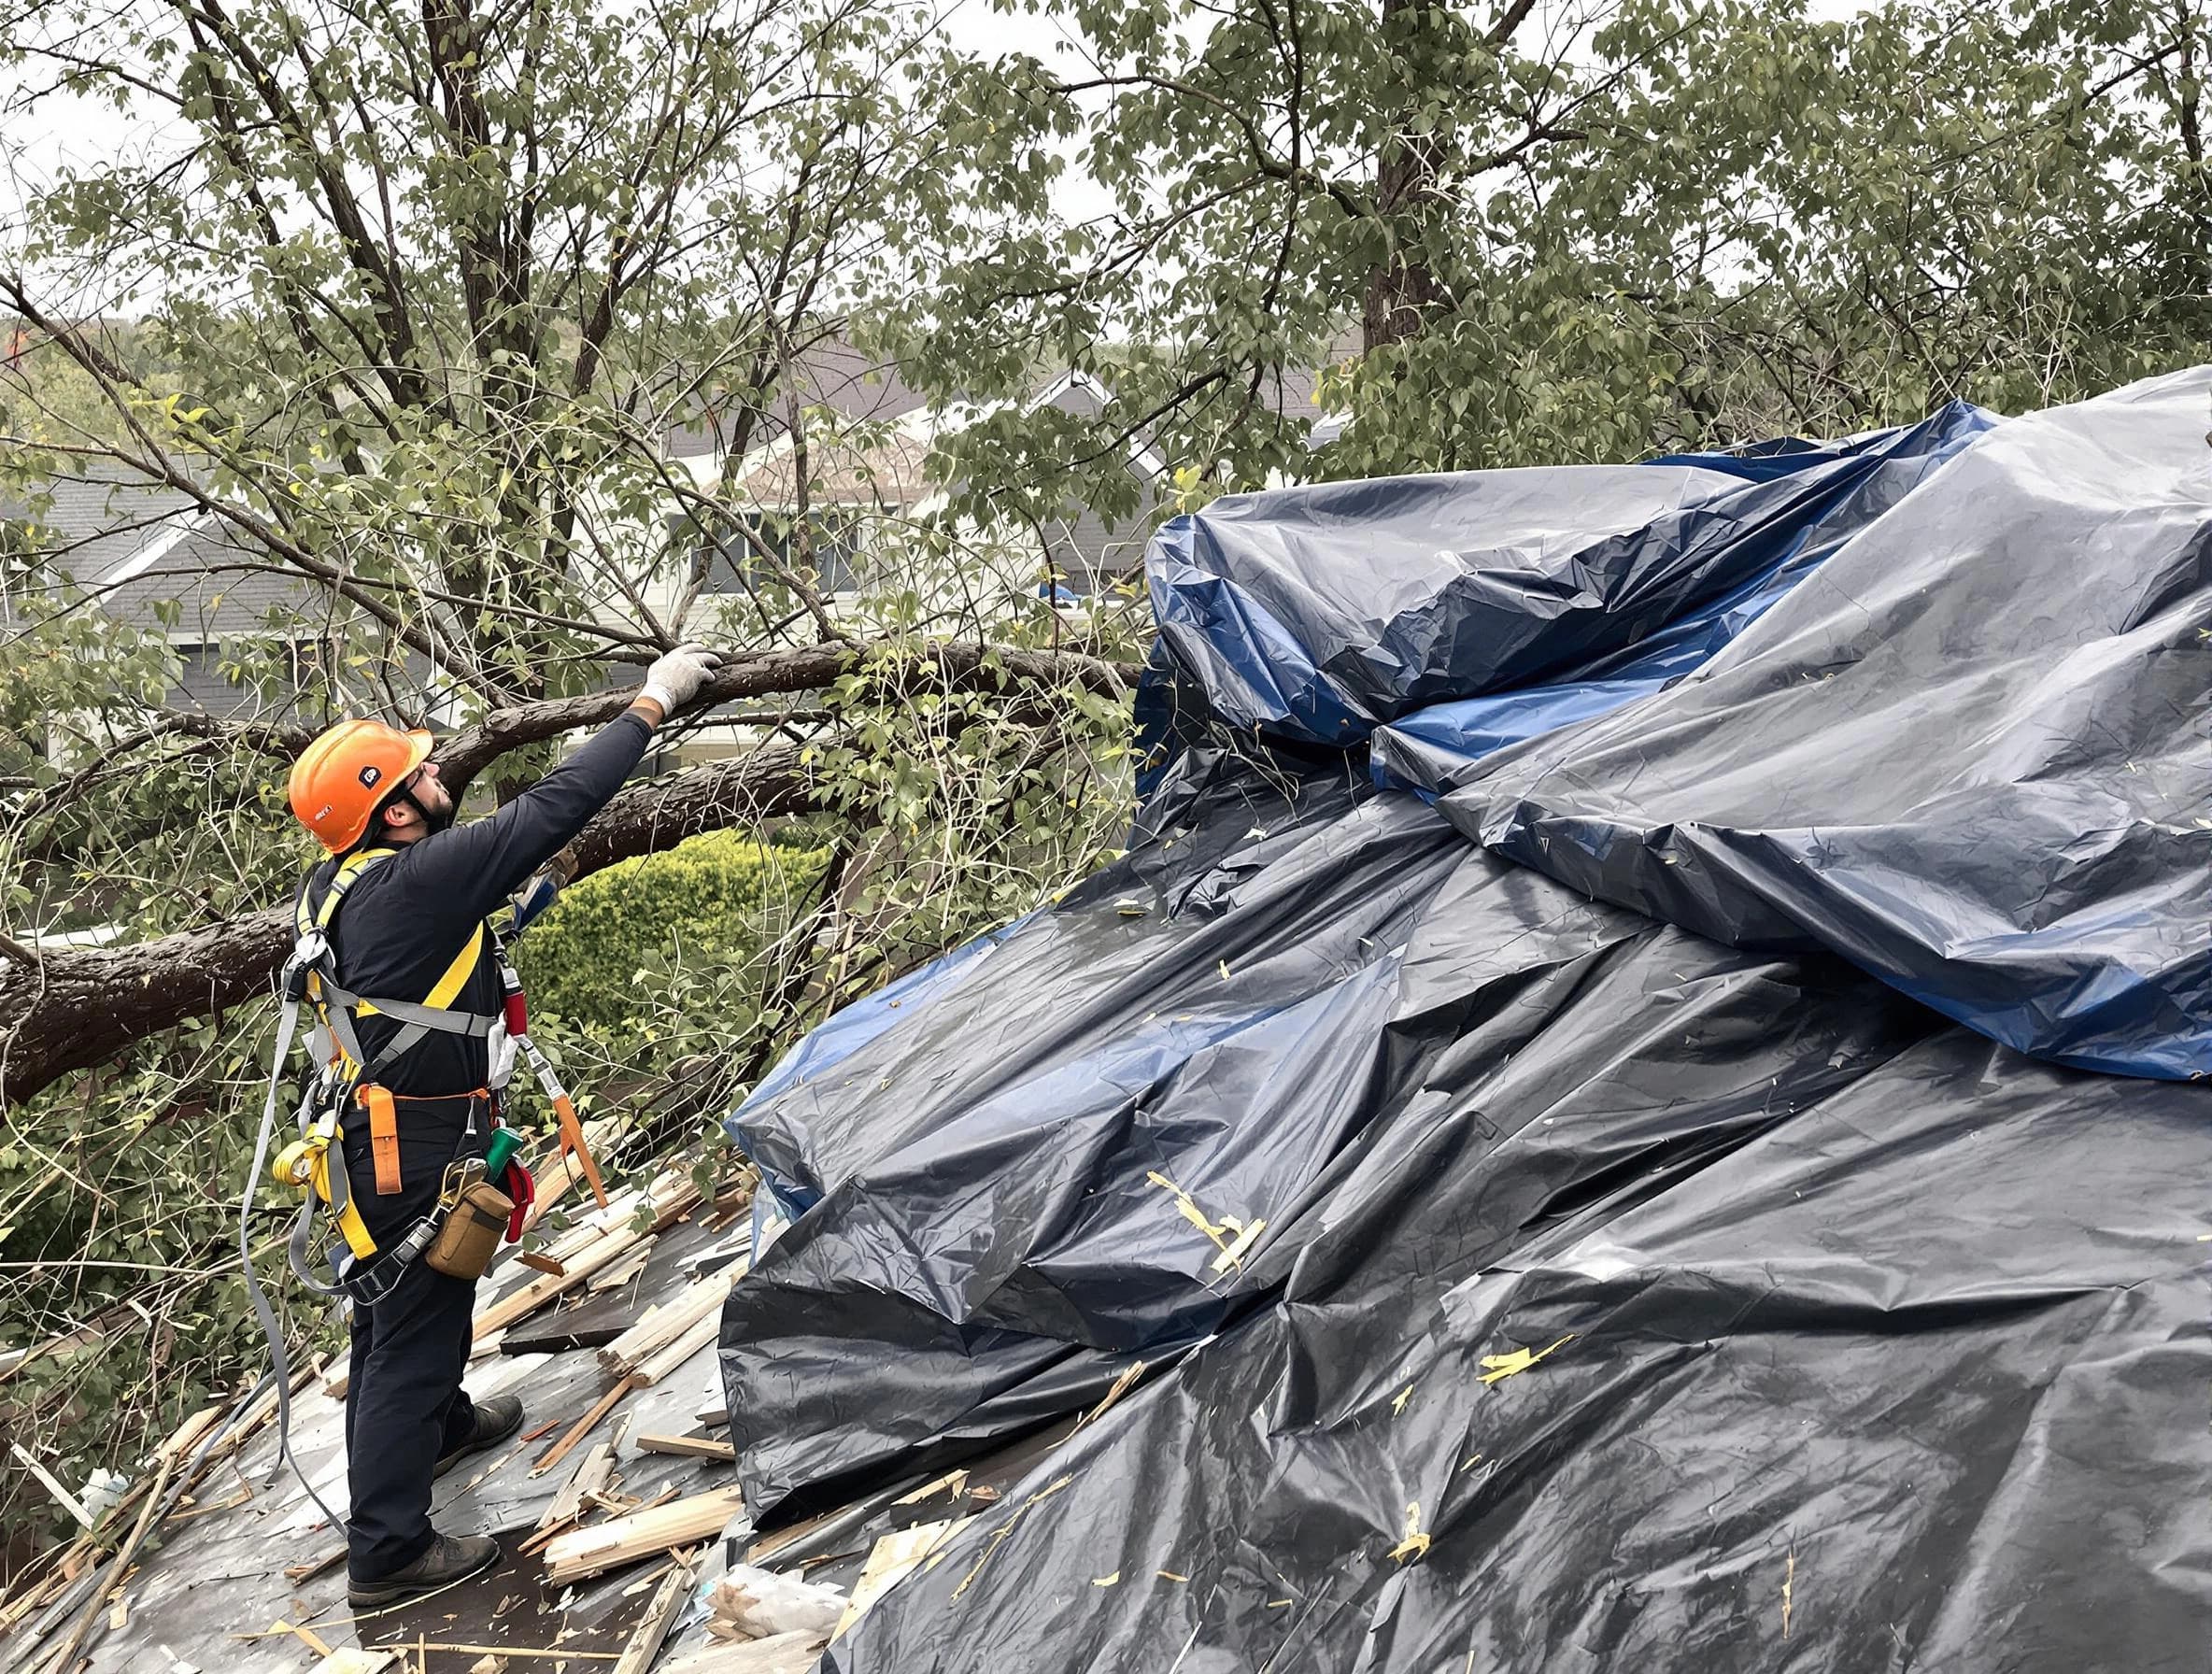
301, 714, 651, 1219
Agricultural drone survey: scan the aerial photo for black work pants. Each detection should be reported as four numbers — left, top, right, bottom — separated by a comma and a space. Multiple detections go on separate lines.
339, 1093, 493, 1581
343, 1259, 479, 1577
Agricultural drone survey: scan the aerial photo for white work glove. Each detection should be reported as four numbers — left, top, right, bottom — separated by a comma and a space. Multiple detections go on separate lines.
639, 641, 722, 714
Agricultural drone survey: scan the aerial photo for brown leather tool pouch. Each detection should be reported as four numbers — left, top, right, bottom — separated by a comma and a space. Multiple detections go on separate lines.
423, 1179, 514, 1280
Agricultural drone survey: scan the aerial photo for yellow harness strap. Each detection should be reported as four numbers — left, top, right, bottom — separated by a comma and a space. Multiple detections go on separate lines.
291, 846, 491, 1247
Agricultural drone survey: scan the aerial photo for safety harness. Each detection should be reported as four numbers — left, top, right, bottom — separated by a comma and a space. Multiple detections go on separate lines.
248, 848, 499, 1302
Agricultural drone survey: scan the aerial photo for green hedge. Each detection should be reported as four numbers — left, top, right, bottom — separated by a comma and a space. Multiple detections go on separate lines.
513, 834, 827, 1032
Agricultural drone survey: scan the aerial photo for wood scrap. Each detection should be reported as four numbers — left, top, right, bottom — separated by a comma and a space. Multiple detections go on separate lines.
37, 1447, 177, 1674
893, 1468, 968, 1507
743, 1504, 844, 1568
532, 1376, 639, 1476
612, 1549, 697, 1674
474, 1223, 649, 1341
636, 1433, 736, 1461
597, 1268, 735, 1380
278, 1617, 336, 1655
709, 1566, 846, 1639
516, 1251, 566, 1276
313, 1650, 394, 1674
12, 1441, 95, 1527
587, 1238, 657, 1294
155, 1405, 224, 1465
535, 1441, 618, 1539
634, 1312, 722, 1388
469, 1657, 509, 1674
284, 1548, 348, 1584
832, 1517, 972, 1640
541, 1485, 748, 1585
659, 1629, 830, 1674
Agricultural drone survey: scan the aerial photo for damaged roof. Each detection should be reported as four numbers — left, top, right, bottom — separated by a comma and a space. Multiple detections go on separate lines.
15, 367, 2212, 1674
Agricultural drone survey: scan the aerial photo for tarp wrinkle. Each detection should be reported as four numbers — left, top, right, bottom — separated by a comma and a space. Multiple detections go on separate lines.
720, 369, 2212, 1672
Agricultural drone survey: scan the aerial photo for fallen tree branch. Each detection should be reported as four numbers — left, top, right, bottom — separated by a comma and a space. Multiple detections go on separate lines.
435, 636, 1139, 787
0, 741, 823, 1107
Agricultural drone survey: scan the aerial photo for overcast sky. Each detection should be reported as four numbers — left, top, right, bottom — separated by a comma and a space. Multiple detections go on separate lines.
2, 0, 1880, 296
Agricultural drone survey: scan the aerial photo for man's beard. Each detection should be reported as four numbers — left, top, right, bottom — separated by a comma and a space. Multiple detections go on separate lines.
404, 788, 456, 835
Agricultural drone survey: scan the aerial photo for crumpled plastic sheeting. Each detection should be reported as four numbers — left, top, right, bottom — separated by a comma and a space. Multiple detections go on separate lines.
1149, 406, 1988, 749
833, 980, 2212, 1672
1420, 367, 2212, 1076
1372, 404, 1992, 793
723, 753, 1651, 1512
719, 368, 2212, 1669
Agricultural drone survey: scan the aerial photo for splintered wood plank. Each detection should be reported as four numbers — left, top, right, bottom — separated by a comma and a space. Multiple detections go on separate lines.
598, 1267, 738, 1380
474, 1224, 649, 1341
532, 1378, 639, 1476
541, 1487, 748, 1586
635, 1433, 736, 1462
634, 1312, 723, 1388
831, 1517, 974, 1640
612, 1550, 697, 1674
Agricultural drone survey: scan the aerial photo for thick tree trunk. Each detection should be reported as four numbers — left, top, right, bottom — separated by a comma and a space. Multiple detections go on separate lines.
0, 746, 825, 1107
1362, 0, 1446, 353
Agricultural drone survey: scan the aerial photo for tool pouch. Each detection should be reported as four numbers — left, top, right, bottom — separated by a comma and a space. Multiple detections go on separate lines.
423, 1178, 515, 1280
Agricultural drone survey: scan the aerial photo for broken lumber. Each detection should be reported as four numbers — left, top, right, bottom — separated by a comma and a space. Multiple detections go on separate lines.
710, 1566, 846, 1639
833, 1517, 972, 1640
659, 1630, 830, 1674
587, 1237, 658, 1295
536, 1441, 618, 1539
475, 1224, 649, 1341
532, 1377, 639, 1476
613, 1551, 697, 1674
541, 1486, 749, 1585
634, 1311, 724, 1388
636, 1434, 737, 1462
597, 1269, 735, 1381
313, 1650, 396, 1674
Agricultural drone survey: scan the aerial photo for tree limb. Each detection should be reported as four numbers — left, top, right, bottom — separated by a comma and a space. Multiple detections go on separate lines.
0, 739, 822, 1106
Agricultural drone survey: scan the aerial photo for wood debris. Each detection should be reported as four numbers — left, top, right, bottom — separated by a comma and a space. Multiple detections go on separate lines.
542, 1485, 749, 1585
833, 1517, 973, 1639
612, 1548, 697, 1674
598, 1267, 740, 1382
636, 1433, 737, 1461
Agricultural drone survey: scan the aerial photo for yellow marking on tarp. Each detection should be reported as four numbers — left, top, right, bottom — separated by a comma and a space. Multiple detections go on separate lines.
1388, 1502, 1430, 1564
1479, 1334, 1575, 1386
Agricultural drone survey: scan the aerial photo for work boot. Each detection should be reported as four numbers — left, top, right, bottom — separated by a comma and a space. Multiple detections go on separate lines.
347, 1532, 501, 1609
434, 1394, 525, 1478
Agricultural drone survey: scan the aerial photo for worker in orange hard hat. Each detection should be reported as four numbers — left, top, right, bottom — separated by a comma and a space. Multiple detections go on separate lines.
288, 719, 439, 853
278, 642, 720, 1608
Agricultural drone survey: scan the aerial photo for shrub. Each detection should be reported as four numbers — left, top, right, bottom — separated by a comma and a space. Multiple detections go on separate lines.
513, 834, 828, 1033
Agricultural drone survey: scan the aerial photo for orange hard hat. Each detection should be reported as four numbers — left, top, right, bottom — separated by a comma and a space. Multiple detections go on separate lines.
288, 719, 433, 853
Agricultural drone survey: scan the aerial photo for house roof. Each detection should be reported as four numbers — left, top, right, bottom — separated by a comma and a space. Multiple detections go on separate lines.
662, 338, 929, 462
5, 461, 205, 589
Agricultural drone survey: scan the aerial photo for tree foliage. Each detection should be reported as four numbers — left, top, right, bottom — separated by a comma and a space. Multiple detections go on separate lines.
880, 0, 2209, 518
